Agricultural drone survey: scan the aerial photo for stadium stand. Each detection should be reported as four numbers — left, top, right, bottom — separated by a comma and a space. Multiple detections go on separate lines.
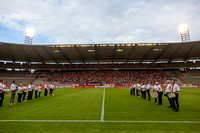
0, 70, 40, 85
0, 41, 200, 85
41, 70, 171, 85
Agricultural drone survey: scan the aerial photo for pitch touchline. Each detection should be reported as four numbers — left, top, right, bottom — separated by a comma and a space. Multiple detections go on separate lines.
100, 87, 105, 121
0, 120, 200, 123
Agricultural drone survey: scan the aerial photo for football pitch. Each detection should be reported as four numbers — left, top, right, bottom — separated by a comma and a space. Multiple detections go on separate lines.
0, 87, 200, 133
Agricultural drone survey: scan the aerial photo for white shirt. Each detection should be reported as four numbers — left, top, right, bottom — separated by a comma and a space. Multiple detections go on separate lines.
18, 86, 23, 93
137, 84, 141, 90
50, 84, 54, 89
0, 83, 5, 92
171, 84, 180, 93
155, 85, 162, 92
142, 85, 146, 91
44, 84, 47, 89
38, 86, 42, 91
35, 86, 38, 91
165, 83, 171, 93
146, 84, 151, 90
22, 86, 27, 92
10, 83, 16, 91
28, 84, 33, 91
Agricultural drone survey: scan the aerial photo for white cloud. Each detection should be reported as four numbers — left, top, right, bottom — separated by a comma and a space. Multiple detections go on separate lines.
0, 0, 200, 44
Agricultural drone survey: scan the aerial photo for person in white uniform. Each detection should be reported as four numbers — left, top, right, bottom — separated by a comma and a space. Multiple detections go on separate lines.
27, 82, 33, 100
141, 83, 146, 99
22, 84, 27, 102
164, 80, 173, 108
10, 81, 17, 105
146, 83, 151, 101
38, 84, 42, 97
137, 83, 141, 97
44, 83, 48, 96
18, 84, 23, 103
155, 82, 163, 105
35, 85, 38, 98
171, 80, 180, 112
0, 80, 5, 107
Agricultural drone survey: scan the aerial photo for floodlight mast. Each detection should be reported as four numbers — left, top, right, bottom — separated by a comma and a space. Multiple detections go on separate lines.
179, 24, 191, 42
25, 28, 34, 45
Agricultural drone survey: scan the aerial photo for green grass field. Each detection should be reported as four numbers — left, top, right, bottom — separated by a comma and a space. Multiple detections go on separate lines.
0, 87, 200, 133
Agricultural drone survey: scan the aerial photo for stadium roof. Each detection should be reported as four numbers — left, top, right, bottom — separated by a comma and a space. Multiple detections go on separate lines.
0, 41, 200, 63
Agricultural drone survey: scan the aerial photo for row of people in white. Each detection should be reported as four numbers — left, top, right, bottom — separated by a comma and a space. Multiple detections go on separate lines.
130, 80, 180, 111
165, 80, 180, 112
0, 80, 55, 107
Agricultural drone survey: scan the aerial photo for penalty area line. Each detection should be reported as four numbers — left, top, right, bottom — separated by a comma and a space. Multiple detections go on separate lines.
0, 120, 200, 123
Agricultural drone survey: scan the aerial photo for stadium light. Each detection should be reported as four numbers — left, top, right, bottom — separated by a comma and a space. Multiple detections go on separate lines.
25, 27, 35, 45
179, 24, 190, 42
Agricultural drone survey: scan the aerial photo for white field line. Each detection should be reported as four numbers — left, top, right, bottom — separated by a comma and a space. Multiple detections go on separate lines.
100, 87, 105, 122
0, 120, 200, 123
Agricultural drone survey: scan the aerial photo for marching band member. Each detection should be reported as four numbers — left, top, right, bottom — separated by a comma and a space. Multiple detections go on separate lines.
10, 81, 17, 105
171, 80, 180, 112
137, 83, 141, 97
0, 80, 5, 107
140, 83, 144, 98
132, 83, 136, 95
35, 85, 38, 98
141, 83, 146, 99
155, 82, 163, 105
18, 84, 23, 102
153, 83, 157, 103
164, 80, 173, 108
38, 84, 42, 97
130, 83, 133, 95
129, 84, 133, 95
49, 83, 53, 95
22, 84, 27, 102
27, 82, 33, 100
146, 83, 151, 101
44, 83, 48, 96
52, 83, 55, 96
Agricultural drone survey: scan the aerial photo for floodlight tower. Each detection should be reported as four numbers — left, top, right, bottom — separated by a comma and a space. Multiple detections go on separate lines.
179, 24, 190, 42
25, 28, 34, 45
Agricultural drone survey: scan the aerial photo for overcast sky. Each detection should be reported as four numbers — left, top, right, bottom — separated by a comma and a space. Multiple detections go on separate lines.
0, 0, 199, 44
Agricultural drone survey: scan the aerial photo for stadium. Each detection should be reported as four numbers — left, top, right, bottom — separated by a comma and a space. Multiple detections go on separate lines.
0, 0, 200, 133
0, 41, 200, 132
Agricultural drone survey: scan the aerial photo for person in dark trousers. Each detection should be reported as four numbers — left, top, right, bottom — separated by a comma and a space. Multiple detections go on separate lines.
38, 84, 42, 97
152, 83, 157, 103
136, 83, 139, 96
137, 83, 141, 97
0, 80, 5, 107
10, 81, 16, 105
17, 84, 23, 103
142, 83, 146, 99
44, 83, 48, 96
35, 85, 38, 98
49, 83, 53, 95
133, 84, 136, 95
140, 83, 144, 98
27, 82, 33, 100
155, 82, 163, 105
171, 80, 180, 112
22, 84, 27, 102
146, 83, 151, 101
164, 80, 173, 108
130, 84, 133, 95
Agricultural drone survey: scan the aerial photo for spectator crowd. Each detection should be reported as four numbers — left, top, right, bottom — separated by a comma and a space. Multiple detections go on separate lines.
44, 70, 171, 85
